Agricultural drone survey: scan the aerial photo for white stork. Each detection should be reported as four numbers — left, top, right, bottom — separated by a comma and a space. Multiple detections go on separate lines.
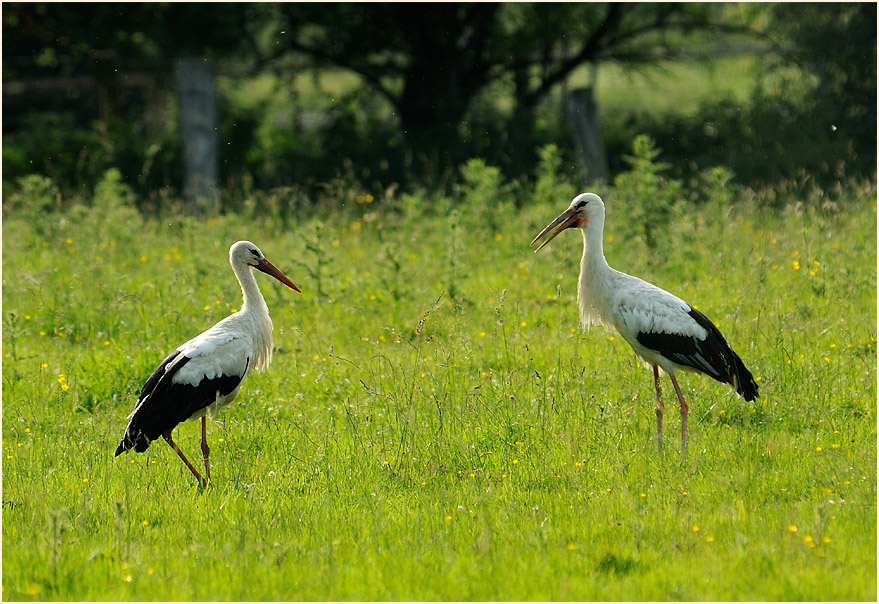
115, 240, 301, 486
531, 193, 758, 453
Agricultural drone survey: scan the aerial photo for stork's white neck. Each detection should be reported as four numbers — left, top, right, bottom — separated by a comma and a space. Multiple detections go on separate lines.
230, 260, 273, 371
233, 261, 269, 315
577, 210, 613, 329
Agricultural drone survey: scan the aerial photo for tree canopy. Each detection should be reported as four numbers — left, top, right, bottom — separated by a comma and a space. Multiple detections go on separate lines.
2, 2, 875, 201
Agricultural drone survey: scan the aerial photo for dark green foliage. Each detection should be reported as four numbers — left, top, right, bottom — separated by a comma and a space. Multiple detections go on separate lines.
608, 91, 874, 194
2, 3, 874, 205
596, 553, 640, 576
771, 3, 876, 147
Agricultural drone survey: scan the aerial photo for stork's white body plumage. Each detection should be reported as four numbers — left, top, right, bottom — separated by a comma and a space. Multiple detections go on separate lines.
533, 193, 758, 453
132, 271, 274, 421
578, 245, 708, 375
116, 241, 300, 486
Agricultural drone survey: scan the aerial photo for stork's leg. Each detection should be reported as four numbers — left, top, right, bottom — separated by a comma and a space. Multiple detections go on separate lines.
200, 416, 211, 484
668, 373, 689, 454
162, 430, 207, 487
652, 364, 664, 453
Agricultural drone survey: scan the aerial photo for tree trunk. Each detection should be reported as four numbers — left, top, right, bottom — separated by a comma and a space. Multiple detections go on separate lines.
566, 86, 608, 185
394, 4, 498, 177
397, 52, 477, 177
176, 57, 217, 212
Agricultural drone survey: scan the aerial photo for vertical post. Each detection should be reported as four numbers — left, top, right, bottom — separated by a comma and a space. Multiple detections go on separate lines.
175, 57, 217, 213
566, 86, 609, 186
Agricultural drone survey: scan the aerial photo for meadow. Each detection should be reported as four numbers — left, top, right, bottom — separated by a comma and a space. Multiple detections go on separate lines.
2, 163, 876, 600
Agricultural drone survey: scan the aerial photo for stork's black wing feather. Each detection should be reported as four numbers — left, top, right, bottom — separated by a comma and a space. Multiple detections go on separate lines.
138, 348, 186, 401
636, 307, 759, 401
114, 351, 246, 456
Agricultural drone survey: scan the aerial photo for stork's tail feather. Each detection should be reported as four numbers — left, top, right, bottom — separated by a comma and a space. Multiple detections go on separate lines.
114, 429, 151, 456
728, 352, 759, 402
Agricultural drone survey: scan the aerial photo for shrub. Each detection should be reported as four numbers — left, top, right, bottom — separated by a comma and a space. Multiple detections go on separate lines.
93, 168, 137, 210
533, 144, 577, 206
4, 174, 61, 216
612, 135, 685, 249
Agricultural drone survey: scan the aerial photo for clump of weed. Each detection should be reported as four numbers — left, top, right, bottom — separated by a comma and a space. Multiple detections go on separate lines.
290, 219, 338, 300
458, 157, 515, 233
4, 173, 61, 217
596, 552, 640, 576
612, 134, 685, 250
533, 143, 577, 206
93, 168, 137, 211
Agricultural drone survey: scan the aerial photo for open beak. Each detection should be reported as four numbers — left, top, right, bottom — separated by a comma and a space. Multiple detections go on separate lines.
530, 208, 582, 253
256, 258, 302, 293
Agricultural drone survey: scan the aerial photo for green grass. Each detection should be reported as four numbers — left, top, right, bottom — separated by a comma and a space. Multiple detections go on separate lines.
2, 176, 876, 600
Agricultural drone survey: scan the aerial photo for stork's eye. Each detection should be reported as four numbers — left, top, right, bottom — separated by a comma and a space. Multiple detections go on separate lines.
249, 249, 259, 257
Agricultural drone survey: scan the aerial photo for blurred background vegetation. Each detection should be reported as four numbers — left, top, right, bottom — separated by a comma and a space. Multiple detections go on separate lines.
2, 2, 875, 211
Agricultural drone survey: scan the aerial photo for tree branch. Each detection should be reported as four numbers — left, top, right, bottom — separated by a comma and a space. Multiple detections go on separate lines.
518, 3, 624, 108
256, 34, 404, 114
517, 5, 771, 109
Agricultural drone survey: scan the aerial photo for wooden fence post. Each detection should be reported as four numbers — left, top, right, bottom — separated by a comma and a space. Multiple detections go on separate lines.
175, 57, 218, 212
566, 86, 609, 185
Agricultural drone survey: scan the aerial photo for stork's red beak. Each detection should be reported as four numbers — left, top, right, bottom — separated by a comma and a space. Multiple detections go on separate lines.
255, 258, 301, 293
530, 208, 583, 252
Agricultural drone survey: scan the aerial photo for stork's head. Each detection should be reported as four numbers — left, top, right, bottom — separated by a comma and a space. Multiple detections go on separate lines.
230, 240, 301, 292
530, 193, 604, 252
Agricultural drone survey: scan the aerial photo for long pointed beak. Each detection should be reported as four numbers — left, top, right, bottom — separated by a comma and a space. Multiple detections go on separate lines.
255, 258, 302, 293
530, 208, 582, 253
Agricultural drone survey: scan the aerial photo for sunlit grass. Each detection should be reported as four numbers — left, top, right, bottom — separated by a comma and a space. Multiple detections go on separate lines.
589, 55, 761, 117
2, 178, 875, 600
